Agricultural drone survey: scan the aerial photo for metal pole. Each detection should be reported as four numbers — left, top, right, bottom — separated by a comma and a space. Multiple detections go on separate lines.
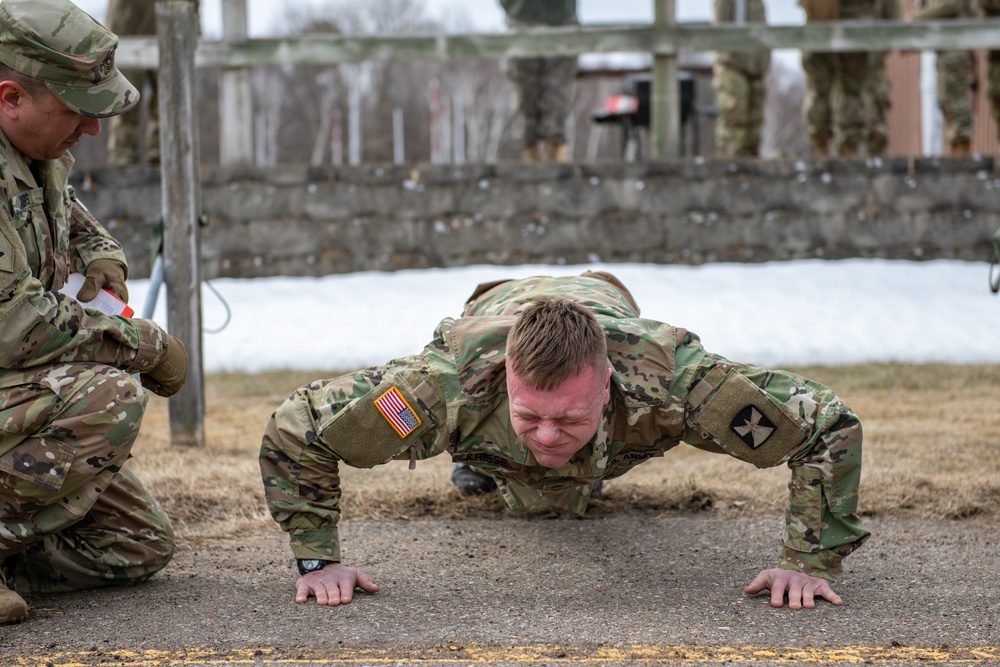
156, 1, 205, 447
651, 0, 680, 160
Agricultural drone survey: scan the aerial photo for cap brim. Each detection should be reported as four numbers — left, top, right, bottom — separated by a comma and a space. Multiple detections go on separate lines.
45, 67, 139, 119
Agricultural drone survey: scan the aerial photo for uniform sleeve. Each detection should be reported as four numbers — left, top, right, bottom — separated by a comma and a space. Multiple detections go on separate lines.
66, 188, 129, 277
676, 345, 871, 582
259, 355, 450, 563
0, 197, 164, 373
778, 399, 871, 581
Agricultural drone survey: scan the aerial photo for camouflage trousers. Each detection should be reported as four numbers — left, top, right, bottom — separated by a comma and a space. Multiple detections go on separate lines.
987, 2, 1000, 133
0, 363, 174, 594
936, 50, 976, 145
713, 62, 766, 158
802, 51, 890, 156
106, 69, 160, 167
505, 56, 577, 145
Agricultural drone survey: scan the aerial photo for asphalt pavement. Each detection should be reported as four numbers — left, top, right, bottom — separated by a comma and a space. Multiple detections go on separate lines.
3, 514, 998, 666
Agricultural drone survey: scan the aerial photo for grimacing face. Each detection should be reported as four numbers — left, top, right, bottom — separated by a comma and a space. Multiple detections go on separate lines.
506, 362, 612, 468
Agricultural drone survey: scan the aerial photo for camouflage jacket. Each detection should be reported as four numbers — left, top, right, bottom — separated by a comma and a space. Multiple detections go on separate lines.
0, 131, 165, 454
261, 274, 870, 581
800, 0, 902, 21
915, 0, 979, 18
499, 0, 577, 26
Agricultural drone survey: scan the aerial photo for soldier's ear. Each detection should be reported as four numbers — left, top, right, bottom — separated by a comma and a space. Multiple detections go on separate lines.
0, 80, 25, 119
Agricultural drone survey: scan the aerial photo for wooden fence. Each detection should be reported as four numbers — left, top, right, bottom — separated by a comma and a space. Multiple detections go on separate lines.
136, 0, 1000, 444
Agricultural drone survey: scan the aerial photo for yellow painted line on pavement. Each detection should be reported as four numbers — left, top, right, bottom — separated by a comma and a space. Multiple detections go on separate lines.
11, 645, 1000, 666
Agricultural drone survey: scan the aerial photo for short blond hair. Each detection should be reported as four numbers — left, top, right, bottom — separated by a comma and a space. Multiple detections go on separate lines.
506, 298, 607, 390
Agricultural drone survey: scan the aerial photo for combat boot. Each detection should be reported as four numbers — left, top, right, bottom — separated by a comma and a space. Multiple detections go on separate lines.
810, 131, 832, 158
522, 143, 538, 164
0, 569, 27, 625
450, 463, 498, 495
542, 139, 570, 163
950, 138, 971, 160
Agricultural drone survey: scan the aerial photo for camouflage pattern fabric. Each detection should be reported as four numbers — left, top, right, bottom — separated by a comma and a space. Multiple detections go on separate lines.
261, 272, 870, 582
0, 0, 139, 118
0, 366, 174, 593
935, 50, 976, 145
916, 0, 978, 147
502, 7, 578, 149
505, 55, 577, 145
0, 115, 173, 591
983, 0, 1000, 133
801, 0, 901, 156
499, 0, 576, 26
104, 0, 198, 165
713, 0, 769, 158
105, 0, 158, 166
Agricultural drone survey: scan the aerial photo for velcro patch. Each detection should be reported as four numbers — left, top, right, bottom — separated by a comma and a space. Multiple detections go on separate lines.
689, 370, 806, 468
731, 405, 775, 448
374, 386, 421, 438
0, 225, 15, 273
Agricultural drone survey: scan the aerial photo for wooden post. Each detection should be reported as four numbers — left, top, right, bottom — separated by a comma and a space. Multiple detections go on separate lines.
156, 1, 205, 447
651, 0, 680, 160
220, 0, 254, 165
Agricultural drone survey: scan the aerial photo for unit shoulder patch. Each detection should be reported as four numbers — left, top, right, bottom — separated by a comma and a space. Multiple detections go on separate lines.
730, 405, 776, 449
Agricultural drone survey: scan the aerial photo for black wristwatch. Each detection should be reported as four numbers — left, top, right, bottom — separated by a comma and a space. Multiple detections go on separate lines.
296, 558, 335, 575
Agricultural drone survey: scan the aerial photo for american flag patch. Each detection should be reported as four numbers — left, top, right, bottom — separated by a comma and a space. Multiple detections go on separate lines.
374, 386, 421, 438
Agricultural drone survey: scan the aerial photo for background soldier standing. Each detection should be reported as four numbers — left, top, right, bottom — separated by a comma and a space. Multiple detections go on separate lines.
982, 0, 1000, 136
799, 0, 902, 157
104, 0, 199, 166
104, 0, 157, 166
915, 0, 980, 158
0, 0, 188, 625
499, 0, 578, 163
713, 0, 770, 158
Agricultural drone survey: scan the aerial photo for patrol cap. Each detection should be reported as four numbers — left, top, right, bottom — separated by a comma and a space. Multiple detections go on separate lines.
0, 0, 138, 118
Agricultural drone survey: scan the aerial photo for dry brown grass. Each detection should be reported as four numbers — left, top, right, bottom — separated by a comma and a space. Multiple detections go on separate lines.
129, 364, 1000, 546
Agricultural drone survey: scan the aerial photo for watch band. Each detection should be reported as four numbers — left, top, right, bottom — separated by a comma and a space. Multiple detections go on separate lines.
296, 558, 335, 575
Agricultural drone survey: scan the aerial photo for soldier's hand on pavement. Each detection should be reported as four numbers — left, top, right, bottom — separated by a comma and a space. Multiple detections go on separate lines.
140, 334, 188, 397
77, 258, 128, 303
744, 568, 843, 609
295, 563, 380, 606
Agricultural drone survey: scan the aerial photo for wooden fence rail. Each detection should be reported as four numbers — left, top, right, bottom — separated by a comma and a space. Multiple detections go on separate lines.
143, 0, 1000, 443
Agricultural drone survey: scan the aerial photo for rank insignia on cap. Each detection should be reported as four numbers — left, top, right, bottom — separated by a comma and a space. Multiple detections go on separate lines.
731, 405, 775, 449
374, 386, 421, 438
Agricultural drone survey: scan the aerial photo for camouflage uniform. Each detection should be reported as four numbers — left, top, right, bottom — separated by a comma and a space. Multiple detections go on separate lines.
713, 0, 770, 158
0, 0, 175, 595
104, 0, 199, 166
982, 0, 1000, 134
261, 272, 870, 582
800, 0, 902, 157
916, 0, 979, 155
500, 0, 578, 162
105, 0, 158, 166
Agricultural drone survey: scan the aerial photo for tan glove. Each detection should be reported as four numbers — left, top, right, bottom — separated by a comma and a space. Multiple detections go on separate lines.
77, 259, 129, 303
141, 335, 189, 397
